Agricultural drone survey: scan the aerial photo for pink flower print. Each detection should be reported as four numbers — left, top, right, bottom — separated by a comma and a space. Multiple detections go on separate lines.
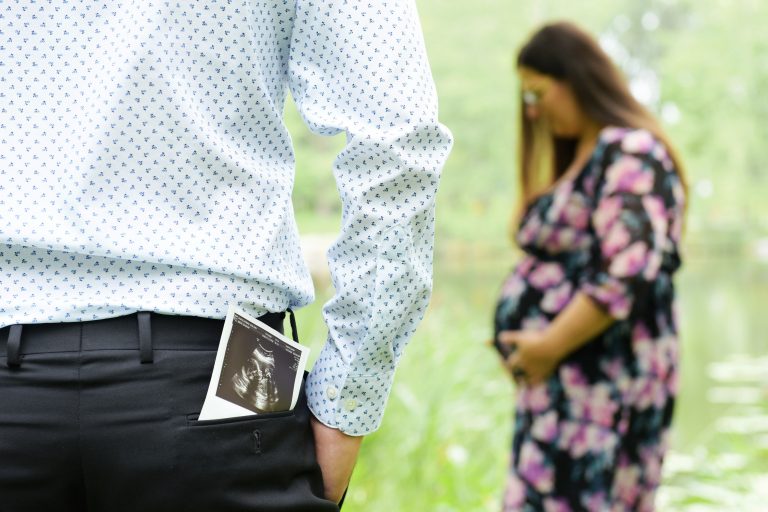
670, 215, 683, 244
584, 424, 608, 458
516, 383, 552, 414
601, 221, 631, 258
617, 411, 630, 436
643, 249, 662, 281
583, 492, 607, 512
646, 341, 668, 379
561, 368, 589, 406
544, 227, 576, 253
543, 497, 572, 512
581, 280, 631, 319
531, 411, 558, 442
633, 378, 666, 411
658, 334, 676, 379
528, 263, 565, 290
604, 156, 654, 195
621, 129, 655, 154
525, 382, 552, 414
541, 281, 573, 313
661, 155, 674, 172
515, 388, 531, 413
568, 382, 618, 426
543, 229, 560, 253
521, 315, 550, 332
561, 193, 590, 229
518, 441, 554, 493
639, 446, 662, 487
630, 378, 650, 409
560, 364, 589, 392
551, 181, 574, 214
631, 328, 654, 374
651, 143, 673, 172
501, 274, 526, 299
613, 458, 641, 507
517, 255, 536, 277
592, 426, 618, 454
520, 316, 549, 331
503, 472, 526, 509
653, 379, 668, 409
572, 231, 592, 251
583, 173, 597, 197
634, 325, 674, 380
542, 228, 560, 253
632, 322, 652, 340
600, 357, 624, 381
672, 180, 686, 210
642, 195, 668, 237
592, 196, 623, 235
585, 383, 619, 426
518, 214, 543, 246
558, 421, 576, 451
536, 224, 554, 248
601, 127, 630, 144
667, 363, 679, 395
609, 241, 648, 278
561, 422, 588, 457
559, 422, 615, 458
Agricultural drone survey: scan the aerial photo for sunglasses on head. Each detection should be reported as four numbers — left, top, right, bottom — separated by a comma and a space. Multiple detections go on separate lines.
522, 89, 543, 106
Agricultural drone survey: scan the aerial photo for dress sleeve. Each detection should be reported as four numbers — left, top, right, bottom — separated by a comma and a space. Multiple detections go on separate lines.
579, 131, 678, 320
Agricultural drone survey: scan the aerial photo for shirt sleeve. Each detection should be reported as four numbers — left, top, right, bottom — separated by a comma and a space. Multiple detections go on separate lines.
287, 0, 453, 435
579, 131, 680, 321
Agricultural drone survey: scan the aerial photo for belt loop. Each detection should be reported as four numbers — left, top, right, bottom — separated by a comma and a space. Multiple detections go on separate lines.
286, 308, 299, 343
138, 312, 153, 364
6, 325, 22, 368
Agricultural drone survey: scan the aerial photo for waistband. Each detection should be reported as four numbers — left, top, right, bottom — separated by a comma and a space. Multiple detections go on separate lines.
0, 312, 287, 362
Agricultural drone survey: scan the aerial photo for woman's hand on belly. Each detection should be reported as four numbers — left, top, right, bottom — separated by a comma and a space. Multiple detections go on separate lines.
497, 330, 562, 386
498, 294, 616, 386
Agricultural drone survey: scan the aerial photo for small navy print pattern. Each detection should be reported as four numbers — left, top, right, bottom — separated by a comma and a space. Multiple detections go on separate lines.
0, 0, 453, 435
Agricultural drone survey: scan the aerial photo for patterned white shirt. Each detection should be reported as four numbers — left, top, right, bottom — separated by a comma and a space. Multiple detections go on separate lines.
0, 0, 452, 435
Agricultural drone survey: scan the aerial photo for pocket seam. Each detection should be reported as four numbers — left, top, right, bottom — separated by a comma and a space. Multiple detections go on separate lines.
185, 409, 296, 427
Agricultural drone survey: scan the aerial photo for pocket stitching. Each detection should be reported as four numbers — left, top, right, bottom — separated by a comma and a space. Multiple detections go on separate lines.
185, 409, 296, 427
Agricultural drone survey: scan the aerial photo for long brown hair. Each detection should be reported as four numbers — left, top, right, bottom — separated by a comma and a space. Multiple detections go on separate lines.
516, 21, 687, 205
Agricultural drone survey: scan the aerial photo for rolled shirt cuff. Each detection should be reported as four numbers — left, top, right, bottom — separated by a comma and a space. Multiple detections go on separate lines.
305, 341, 395, 436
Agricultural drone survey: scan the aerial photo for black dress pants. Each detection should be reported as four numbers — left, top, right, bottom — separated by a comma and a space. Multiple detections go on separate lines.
0, 313, 338, 512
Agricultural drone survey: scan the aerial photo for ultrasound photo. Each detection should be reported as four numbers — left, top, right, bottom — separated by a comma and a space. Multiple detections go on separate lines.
215, 313, 300, 414
197, 306, 309, 421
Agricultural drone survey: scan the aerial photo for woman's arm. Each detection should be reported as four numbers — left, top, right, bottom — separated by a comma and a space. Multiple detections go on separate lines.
498, 293, 614, 385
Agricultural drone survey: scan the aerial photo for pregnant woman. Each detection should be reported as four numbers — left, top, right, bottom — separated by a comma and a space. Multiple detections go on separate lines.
494, 22, 687, 511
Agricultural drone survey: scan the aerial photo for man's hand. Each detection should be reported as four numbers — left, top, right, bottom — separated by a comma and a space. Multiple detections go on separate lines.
310, 416, 363, 504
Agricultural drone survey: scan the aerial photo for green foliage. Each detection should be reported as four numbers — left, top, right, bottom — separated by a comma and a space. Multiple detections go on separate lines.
286, 0, 768, 509
289, 0, 768, 243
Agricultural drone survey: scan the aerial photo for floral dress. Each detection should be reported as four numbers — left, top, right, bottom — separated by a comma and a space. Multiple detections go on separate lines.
494, 127, 685, 512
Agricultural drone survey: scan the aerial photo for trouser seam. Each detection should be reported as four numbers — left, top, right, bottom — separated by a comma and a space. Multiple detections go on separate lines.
77, 322, 88, 502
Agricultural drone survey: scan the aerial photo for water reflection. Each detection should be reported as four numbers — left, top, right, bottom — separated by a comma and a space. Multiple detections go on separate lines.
661, 257, 768, 510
